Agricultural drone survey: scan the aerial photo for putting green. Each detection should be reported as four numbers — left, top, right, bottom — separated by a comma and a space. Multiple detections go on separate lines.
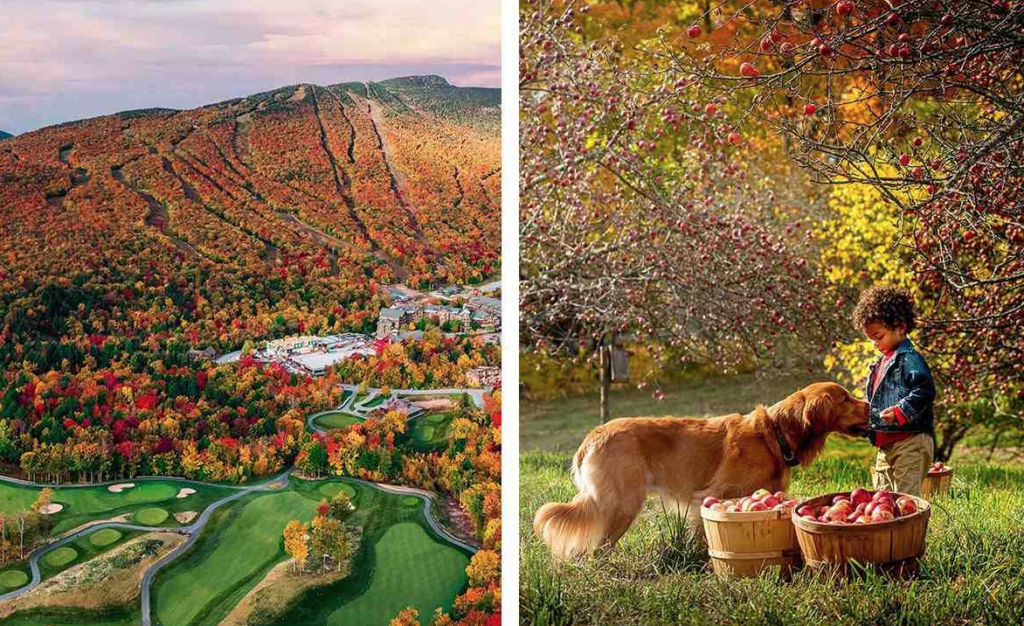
319, 482, 357, 499
45, 546, 78, 568
326, 523, 469, 625
427, 413, 447, 424
89, 528, 123, 547
0, 569, 28, 589
134, 507, 169, 526
314, 412, 363, 430
402, 496, 420, 507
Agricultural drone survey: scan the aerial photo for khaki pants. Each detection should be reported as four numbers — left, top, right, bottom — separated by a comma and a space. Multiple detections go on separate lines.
872, 433, 934, 496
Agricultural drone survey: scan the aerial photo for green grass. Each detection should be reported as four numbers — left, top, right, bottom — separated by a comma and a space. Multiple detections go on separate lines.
314, 412, 363, 430
325, 523, 470, 625
89, 528, 122, 547
133, 507, 169, 526
362, 394, 388, 408
0, 608, 138, 626
408, 412, 454, 451
402, 496, 420, 507
521, 373, 1024, 625
0, 479, 235, 536
319, 483, 356, 499
0, 569, 28, 589
151, 489, 320, 626
45, 546, 78, 568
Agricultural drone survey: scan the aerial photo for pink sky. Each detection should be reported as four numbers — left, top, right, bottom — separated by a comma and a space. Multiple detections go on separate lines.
0, 0, 500, 134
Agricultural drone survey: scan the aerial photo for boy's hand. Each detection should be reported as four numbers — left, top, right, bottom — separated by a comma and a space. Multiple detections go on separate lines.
880, 407, 897, 424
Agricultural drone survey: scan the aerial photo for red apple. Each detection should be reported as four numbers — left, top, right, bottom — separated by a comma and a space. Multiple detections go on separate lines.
722, 499, 737, 509
762, 496, 780, 508
705, 103, 718, 116
702, 497, 720, 508
818, 505, 830, 516
832, 494, 852, 505
872, 509, 895, 522
800, 513, 817, 521
797, 505, 815, 517
726, 505, 738, 512
760, 38, 773, 52
748, 501, 768, 512
855, 515, 872, 524
804, 103, 817, 116
710, 503, 726, 512
727, 132, 742, 145
751, 489, 772, 501
853, 503, 867, 517
773, 491, 787, 501
896, 497, 917, 516
830, 511, 849, 524
740, 63, 760, 78
687, 25, 702, 38
783, 499, 798, 508
850, 488, 872, 505
773, 503, 788, 512
872, 490, 892, 502
836, 1, 853, 16
899, 153, 911, 166
818, 44, 833, 57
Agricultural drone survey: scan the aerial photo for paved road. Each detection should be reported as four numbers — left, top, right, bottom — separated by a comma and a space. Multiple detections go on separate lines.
0, 470, 289, 624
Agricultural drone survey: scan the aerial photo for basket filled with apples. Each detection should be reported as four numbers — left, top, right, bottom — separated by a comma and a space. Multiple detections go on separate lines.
791, 488, 930, 577
700, 489, 802, 579
921, 461, 954, 497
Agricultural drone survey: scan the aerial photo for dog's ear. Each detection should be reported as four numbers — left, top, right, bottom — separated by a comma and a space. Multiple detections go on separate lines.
802, 393, 834, 431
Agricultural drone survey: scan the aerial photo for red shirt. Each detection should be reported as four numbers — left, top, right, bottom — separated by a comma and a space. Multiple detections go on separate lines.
871, 348, 912, 447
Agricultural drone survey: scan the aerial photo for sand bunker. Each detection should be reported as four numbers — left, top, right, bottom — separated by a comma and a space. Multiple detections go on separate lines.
411, 398, 456, 411
174, 511, 197, 524
176, 488, 196, 499
39, 503, 64, 515
107, 483, 135, 493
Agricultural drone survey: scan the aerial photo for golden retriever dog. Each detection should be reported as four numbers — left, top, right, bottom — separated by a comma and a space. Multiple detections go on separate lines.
533, 382, 869, 559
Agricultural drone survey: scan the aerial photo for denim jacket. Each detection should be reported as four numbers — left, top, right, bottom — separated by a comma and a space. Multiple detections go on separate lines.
864, 338, 936, 442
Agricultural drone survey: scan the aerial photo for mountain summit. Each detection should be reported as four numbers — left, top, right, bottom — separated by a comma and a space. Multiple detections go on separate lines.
0, 76, 500, 291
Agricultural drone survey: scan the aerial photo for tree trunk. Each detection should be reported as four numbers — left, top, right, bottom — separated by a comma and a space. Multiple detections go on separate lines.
599, 344, 611, 423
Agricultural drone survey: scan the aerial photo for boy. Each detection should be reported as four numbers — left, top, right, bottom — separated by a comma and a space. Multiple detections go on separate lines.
853, 286, 936, 496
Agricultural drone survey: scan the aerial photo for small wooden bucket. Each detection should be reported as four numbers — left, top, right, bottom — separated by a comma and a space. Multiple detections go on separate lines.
700, 506, 801, 579
791, 492, 930, 577
921, 467, 954, 497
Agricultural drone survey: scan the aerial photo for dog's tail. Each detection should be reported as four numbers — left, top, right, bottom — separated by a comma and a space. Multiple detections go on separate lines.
533, 494, 605, 559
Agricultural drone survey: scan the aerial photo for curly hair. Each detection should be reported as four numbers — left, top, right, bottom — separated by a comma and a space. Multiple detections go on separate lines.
852, 286, 917, 333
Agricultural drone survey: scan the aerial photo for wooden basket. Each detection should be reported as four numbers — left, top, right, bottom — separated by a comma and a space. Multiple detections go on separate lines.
791, 492, 930, 577
921, 467, 954, 497
700, 505, 801, 579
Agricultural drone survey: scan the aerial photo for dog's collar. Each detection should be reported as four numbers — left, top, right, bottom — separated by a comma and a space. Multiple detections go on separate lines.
773, 428, 800, 467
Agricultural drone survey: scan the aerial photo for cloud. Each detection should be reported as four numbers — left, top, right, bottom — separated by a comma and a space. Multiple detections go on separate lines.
0, 0, 500, 133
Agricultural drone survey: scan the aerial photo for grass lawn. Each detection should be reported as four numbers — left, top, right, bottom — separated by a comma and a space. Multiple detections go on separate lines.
319, 483, 356, 499
314, 412, 363, 431
0, 568, 29, 590
151, 489, 320, 626
133, 507, 169, 526
89, 528, 122, 547
325, 522, 469, 625
521, 373, 1024, 625
44, 547, 78, 568
0, 612, 139, 626
362, 394, 388, 408
408, 412, 454, 451
0, 479, 236, 536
